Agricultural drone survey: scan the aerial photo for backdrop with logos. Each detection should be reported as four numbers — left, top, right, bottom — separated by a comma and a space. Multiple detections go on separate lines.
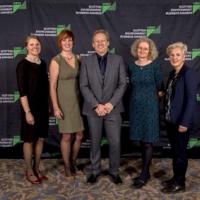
0, 0, 200, 158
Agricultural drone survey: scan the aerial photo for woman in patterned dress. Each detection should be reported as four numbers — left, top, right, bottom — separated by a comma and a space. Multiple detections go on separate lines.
49, 30, 84, 178
129, 38, 164, 188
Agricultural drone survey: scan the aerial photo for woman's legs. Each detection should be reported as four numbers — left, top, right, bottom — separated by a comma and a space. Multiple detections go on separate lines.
72, 131, 83, 162
23, 142, 39, 182
34, 138, 44, 170
61, 131, 83, 176
61, 133, 72, 176
70, 131, 83, 173
132, 142, 153, 188
24, 142, 33, 172
33, 138, 47, 179
161, 123, 188, 193
140, 141, 153, 181
170, 129, 189, 186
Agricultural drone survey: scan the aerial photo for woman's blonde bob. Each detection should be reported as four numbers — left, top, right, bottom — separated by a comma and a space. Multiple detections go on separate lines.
166, 42, 187, 56
131, 37, 158, 61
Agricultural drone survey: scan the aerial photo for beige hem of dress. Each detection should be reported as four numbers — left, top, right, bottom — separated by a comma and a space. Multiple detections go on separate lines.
59, 127, 84, 134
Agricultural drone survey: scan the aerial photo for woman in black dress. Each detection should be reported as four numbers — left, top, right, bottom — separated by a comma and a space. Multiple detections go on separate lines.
16, 35, 49, 184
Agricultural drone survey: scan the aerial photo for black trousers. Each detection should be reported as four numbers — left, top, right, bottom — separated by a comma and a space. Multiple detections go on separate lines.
166, 122, 190, 185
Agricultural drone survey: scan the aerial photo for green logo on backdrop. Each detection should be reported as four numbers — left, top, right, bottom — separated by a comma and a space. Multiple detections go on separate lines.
56, 24, 71, 35
14, 91, 20, 102
101, 137, 109, 146
192, 2, 200, 14
109, 48, 115, 54
101, 2, 116, 13
188, 138, 200, 149
192, 49, 200, 59
197, 94, 200, 102
51, 152, 61, 157
13, 47, 27, 58
13, 135, 22, 146
12, 1, 26, 13
146, 26, 161, 37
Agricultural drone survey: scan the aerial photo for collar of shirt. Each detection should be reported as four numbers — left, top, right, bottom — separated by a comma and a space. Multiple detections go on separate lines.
96, 52, 108, 66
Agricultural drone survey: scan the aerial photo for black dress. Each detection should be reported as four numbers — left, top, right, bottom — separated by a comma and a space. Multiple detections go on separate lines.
16, 59, 49, 142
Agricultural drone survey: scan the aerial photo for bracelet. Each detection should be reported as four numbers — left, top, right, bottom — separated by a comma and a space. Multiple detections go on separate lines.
25, 110, 31, 114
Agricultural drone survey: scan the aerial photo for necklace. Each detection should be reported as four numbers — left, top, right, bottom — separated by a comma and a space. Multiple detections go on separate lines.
26, 55, 41, 64
61, 53, 74, 61
136, 59, 152, 69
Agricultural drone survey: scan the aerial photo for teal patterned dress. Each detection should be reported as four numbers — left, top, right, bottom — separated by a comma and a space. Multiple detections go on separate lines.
129, 61, 163, 143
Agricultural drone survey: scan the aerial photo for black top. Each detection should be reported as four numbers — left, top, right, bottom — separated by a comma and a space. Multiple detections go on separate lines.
16, 58, 49, 142
16, 59, 49, 110
165, 73, 178, 122
96, 52, 108, 75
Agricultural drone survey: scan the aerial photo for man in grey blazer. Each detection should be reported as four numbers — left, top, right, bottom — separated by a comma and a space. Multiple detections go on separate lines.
80, 29, 127, 184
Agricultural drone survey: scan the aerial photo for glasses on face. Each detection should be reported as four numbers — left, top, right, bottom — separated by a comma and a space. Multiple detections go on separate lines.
137, 47, 149, 51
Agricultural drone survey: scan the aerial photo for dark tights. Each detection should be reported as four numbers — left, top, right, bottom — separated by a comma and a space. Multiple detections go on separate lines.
140, 141, 153, 181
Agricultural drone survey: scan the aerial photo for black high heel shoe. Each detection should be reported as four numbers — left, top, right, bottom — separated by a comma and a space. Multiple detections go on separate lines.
70, 161, 78, 175
131, 175, 150, 189
132, 178, 147, 188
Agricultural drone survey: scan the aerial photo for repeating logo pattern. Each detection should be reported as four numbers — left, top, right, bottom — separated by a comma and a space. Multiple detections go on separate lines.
75, 2, 116, 15
120, 25, 161, 39
0, 1, 26, 15
32, 25, 71, 37
0, 91, 20, 103
0, 47, 26, 60
165, 1, 200, 15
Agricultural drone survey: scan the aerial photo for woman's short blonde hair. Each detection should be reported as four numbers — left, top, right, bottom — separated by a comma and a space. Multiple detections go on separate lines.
166, 42, 187, 56
131, 37, 158, 60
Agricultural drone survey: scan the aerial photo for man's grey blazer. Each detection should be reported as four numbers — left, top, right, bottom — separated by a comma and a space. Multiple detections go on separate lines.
80, 53, 127, 116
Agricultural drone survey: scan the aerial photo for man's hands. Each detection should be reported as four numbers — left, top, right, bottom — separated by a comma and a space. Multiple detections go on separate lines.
104, 103, 113, 114
95, 102, 114, 116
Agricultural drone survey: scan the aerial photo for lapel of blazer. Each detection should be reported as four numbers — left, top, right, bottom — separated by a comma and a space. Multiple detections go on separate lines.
104, 53, 113, 85
92, 54, 103, 85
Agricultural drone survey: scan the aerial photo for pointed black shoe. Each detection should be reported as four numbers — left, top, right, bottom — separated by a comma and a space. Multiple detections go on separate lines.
161, 183, 185, 194
132, 174, 150, 182
131, 174, 150, 189
70, 161, 78, 175
132, 178, 147, 189
87, 174, 99, 184
161, 177, 175, 187
109, 174, 123, 184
